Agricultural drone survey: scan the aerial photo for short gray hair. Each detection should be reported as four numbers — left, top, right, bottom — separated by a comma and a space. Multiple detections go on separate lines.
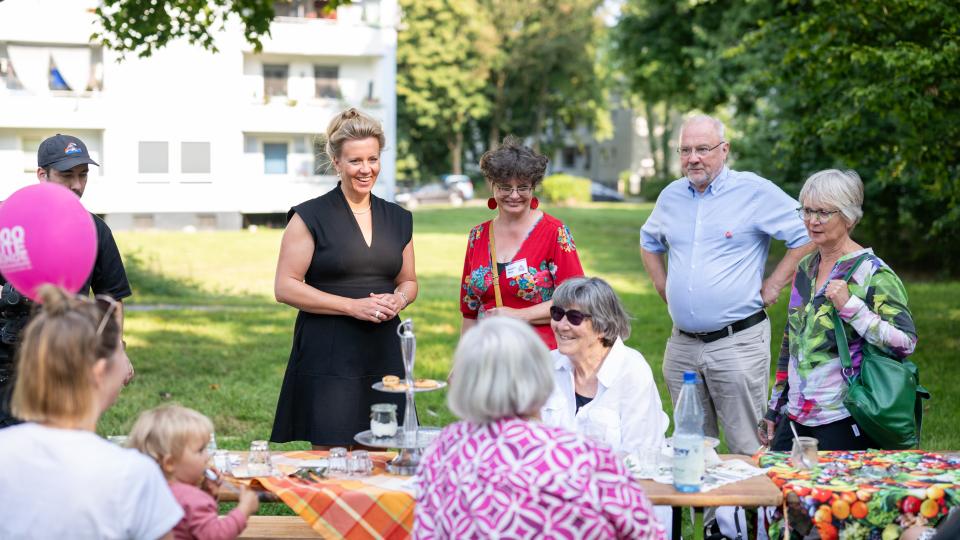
552, 277, 631, 347
448, 317, 554, 425
799, 169, 864, 227
680, 114, 726, 141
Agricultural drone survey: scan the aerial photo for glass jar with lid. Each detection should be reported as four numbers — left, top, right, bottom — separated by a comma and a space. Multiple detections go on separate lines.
370, 403, 398, 438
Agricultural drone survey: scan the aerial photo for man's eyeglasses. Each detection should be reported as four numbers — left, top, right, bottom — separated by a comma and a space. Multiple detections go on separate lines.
796, 207, 841, 223
550, 306, 592, 326
495, 184, 533, 196
677, 141, 725, 158
94, 295, 120, 336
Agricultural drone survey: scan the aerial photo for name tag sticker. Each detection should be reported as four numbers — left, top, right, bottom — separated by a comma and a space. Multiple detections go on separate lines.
505, 259, 528, 279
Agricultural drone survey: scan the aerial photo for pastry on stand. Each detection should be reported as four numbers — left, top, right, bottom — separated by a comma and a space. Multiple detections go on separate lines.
354, 319, 445, 475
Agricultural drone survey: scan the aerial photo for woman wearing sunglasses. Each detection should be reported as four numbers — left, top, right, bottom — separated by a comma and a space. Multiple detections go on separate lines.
540, 277, 669, 455
459, 136, 584, 349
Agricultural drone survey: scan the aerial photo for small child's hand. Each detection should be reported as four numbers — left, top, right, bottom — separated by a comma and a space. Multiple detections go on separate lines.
238, 486, 260, 516
201, 468, 222, 498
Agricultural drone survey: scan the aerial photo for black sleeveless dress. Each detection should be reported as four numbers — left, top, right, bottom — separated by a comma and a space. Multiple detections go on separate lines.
270, 184, 410, 446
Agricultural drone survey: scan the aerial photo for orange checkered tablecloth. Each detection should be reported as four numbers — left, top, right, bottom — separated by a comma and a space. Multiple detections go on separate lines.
255, 451, 416, 540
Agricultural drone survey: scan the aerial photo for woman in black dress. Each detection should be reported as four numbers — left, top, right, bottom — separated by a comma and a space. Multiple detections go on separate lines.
271, 108, 418, 448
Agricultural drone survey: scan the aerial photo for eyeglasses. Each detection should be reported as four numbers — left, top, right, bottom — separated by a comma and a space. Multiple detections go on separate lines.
550, 306, 592, 326
495, 184, 533, 196
796, 207, 841, 223
94, 295, 120, 336
677, 141, 725, 158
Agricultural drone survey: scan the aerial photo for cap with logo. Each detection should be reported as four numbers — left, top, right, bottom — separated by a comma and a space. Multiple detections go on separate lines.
37, 134, 99, 172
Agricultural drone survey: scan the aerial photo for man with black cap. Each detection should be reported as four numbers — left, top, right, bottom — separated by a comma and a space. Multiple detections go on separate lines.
0, 134, 134, 428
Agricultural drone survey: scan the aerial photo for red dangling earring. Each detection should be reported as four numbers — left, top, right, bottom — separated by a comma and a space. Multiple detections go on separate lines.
487, 197, 498, 210
530, 197, 540, 210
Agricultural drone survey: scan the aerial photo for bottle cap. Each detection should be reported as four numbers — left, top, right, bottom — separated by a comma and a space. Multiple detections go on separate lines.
683, 371, 697, 383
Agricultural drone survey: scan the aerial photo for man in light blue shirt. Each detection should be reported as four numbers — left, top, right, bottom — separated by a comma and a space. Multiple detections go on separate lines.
640, 115, 812, 455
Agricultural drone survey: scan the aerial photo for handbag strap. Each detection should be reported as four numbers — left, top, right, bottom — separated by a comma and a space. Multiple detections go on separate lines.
831, 253, 871, 374
488, 224, 503, 308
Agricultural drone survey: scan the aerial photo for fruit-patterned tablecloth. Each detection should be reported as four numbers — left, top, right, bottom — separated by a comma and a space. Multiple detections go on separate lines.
759, 450, 960, 540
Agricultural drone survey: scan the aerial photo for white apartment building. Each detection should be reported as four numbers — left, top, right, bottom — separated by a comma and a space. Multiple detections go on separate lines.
0, 0, 398, 229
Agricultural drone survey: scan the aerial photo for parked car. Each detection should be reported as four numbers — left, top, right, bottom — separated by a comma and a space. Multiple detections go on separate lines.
442, 174, 475, 200
395, 182, 465, 209
590, 181, 625, 202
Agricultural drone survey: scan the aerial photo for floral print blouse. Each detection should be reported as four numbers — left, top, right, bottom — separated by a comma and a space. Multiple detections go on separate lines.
460, 213, 584, 349
414, 417, 666, 540
766, 249, 918, 426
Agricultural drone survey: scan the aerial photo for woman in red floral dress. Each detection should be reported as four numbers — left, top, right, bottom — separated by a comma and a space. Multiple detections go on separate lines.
460, 136, 584, 349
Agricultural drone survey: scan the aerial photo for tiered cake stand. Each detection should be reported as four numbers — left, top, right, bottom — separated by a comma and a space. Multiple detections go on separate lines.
354, 319, 445, 475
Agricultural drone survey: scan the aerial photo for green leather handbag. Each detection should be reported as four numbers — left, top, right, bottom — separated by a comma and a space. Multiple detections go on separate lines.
832, 256, 929, 449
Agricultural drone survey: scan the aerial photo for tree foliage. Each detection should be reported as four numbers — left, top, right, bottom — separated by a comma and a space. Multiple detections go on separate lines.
396, 0, 495, 175
92, 0, 350, 59
397, 0, 611, 180
615, 0, 960, 273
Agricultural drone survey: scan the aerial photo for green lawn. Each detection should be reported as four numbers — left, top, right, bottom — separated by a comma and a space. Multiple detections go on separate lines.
103, 203, 960, 453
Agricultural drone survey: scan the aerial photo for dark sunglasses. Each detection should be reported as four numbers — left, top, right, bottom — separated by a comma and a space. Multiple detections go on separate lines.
550, 306, 592, 326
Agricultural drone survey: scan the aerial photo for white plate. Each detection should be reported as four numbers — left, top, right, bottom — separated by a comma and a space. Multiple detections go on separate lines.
372, 380, 447, 393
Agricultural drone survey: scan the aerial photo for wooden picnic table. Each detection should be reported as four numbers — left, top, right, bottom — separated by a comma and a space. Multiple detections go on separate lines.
638, 455, 783, 540
221, 452, 781, 540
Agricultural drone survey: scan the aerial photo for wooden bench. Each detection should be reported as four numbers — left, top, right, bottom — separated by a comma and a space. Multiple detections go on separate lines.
239, 516, 320, 539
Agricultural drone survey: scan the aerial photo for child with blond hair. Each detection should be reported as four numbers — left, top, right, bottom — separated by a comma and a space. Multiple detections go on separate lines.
129, 405, 259, 540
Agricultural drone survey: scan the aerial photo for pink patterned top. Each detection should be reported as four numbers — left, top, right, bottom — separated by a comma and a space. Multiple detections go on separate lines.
415, 417, 666, 540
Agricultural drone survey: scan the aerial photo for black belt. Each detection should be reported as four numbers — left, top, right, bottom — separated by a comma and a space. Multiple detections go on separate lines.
679, 311, 767, 343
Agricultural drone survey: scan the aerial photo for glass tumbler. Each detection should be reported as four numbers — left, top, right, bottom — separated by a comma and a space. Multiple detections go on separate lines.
329, 447, 348, 474
248, 440, 272, 476
790, 436, 819, 470
348, 450, 373, 476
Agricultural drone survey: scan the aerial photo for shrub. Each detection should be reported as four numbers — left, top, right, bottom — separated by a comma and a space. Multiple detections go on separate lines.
541, 174, 591, 205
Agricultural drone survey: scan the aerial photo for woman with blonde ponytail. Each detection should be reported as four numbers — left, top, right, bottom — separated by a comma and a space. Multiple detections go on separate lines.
0, 285, 182, 539
272, 108, 418, 448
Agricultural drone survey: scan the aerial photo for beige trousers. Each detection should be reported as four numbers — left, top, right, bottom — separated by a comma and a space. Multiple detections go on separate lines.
662, 318, 771, 456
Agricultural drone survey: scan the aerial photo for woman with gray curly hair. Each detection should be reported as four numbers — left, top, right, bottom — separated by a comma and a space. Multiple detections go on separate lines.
416, 317, 665, 539
540, 277, 669, 455
459, 136, 584, 349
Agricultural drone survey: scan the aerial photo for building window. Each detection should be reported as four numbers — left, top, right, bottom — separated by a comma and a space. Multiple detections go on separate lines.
264, 143, 288, 174
133, 214, 155, 229
197, 214, 217, 229
138, 142, 169, 173
181, 142, 211, 174
562, 147, 577, 168
263, 64, 288, 97
314, 65, 339, 99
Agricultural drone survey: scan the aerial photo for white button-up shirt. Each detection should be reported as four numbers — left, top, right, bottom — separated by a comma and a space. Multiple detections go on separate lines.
541, 338, 669, 454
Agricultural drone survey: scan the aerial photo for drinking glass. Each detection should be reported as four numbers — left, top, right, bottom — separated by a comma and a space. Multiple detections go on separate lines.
248, 440, 272, 476
634, 447, 659, 478
328, 447, 348, 474
790, 436, 819, 470
348, 450, 373, 476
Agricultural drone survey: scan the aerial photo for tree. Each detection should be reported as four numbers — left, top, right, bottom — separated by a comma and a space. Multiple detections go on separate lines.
481, 0, 610, 156
92, 0, 351, 59
396, 0, 494, 175
614, 0, 960, 272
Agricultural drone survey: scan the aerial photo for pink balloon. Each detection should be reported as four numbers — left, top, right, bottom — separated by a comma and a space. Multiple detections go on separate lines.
0, 183, 97, 302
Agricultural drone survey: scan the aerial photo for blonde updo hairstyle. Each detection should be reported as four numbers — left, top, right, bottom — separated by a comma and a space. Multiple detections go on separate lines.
11, 285, 121, 424
323, 108, 386, 162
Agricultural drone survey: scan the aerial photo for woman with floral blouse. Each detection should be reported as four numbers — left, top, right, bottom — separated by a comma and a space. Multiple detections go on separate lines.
760, 169, 917, 450
459, 136, 584, 349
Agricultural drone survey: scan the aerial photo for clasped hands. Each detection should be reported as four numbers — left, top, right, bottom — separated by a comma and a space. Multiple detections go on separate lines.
351, 292, 407, 323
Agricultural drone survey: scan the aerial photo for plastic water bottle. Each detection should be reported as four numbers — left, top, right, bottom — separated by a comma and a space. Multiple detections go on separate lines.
672, 371, 705, 493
